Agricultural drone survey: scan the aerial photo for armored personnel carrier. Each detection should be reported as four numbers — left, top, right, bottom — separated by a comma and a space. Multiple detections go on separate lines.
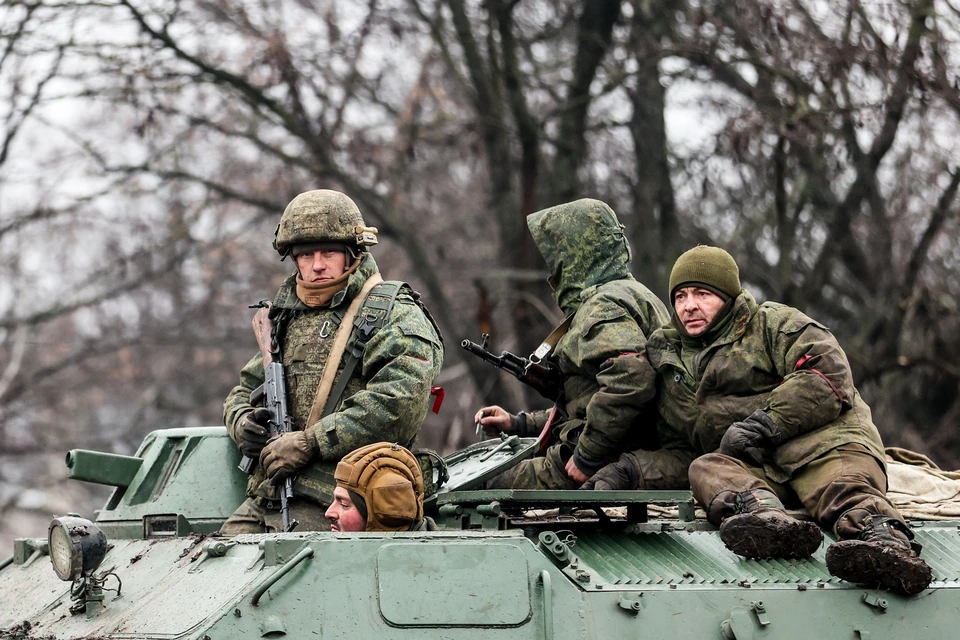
1, 427, 957, 639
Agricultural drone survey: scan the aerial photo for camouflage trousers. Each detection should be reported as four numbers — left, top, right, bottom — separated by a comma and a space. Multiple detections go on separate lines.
487, 442, 692, 491
689, 443, 903, 538
220, 496, 331, 535
486, 443, 582, 490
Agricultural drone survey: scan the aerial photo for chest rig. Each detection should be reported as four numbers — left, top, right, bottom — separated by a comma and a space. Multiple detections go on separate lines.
273, 280, 406, 431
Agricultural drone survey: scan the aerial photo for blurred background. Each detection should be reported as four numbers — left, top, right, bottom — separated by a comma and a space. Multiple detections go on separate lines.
2, 0, 959, 552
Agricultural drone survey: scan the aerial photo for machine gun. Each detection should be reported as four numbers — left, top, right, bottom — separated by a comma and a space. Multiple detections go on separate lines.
461, 334, 564, 402
237, 302, 298, 532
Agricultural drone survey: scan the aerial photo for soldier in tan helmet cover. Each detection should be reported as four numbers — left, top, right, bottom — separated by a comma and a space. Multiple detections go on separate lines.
588, 245, 932, 596
325, 442, 436, 532
221, 190, 443, 533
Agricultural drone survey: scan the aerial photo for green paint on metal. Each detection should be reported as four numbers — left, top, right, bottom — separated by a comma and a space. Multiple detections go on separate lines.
251, 545, 314, 606
65, 450, 143, 487
96, 428, 248, 532
437, 489, 694, 506
3, 426, 960, 640
377, 542, 532, 626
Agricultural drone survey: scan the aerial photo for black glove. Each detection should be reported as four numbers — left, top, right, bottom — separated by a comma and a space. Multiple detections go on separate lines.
582, 452, 641, 491
718, 410, 782, 466
236, 408, 272, 459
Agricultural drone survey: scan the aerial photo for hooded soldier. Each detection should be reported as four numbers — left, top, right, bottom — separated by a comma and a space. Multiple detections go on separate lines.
474, 198, 670, 489
587, 245, 932, 596
221, 190, 443, 533
325, 442, 436, 532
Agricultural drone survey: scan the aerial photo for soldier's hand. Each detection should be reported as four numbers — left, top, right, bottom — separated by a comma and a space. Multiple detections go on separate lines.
236, 408, 272, 459
564, 456, 591, 484
260, 431, 317, 485
582, 452, 641, 491
474, 405, 516, 436
718, 410, 782, 467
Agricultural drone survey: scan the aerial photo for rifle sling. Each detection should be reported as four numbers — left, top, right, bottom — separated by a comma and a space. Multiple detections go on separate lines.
320, 281, 404, 422
530, 314, 574, 363
531, 315, 573, 448
305, 273, 383, 429
306, 276, 408, 437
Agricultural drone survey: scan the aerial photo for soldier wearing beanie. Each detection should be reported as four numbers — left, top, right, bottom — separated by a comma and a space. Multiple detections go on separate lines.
587, 245, 932, 597
325, 442, 436, 532
668, 244, 742, 302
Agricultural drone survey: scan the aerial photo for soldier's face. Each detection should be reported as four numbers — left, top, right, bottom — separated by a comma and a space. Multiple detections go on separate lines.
325, 487, 366, 532
674, 286, 726, 337
296, 249, 349, 283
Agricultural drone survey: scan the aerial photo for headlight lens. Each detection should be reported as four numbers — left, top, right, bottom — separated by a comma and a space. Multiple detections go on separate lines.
48, 516, 107, 582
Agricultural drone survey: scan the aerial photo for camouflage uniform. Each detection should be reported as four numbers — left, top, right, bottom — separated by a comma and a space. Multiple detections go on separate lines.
645, 289, 900, 533
601, 245, 931, 595
489, 199, 669, 489
222, 193, 443, 533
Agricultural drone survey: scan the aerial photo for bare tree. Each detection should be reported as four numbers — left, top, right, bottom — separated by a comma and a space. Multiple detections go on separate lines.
1, 0, 959, 553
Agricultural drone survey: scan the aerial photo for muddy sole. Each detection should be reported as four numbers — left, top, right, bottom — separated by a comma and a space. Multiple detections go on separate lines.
825, 540, 933, 596
720, 511, 823, 559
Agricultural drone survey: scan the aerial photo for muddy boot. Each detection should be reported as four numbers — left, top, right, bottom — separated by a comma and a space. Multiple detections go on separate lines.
710, 489, 823, 559
825, 514, 932, 596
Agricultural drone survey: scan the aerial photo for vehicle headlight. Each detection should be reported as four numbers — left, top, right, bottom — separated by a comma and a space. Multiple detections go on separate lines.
48, 516, 107, 582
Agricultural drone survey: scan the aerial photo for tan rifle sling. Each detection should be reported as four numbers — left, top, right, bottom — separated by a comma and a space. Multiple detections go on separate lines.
305, 273, 383, 428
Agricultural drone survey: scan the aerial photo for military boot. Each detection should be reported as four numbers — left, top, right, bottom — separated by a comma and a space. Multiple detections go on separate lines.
709, 489, 824, 559
825, 514, 932, 596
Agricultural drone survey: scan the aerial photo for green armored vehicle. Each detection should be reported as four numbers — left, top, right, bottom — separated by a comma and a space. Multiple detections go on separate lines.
1, 427, 957, 639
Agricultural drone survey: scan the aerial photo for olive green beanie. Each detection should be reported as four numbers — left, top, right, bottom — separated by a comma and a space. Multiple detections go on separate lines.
669, 245, 741, 302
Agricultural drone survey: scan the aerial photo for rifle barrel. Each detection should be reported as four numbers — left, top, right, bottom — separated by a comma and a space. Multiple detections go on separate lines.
461, 340, 500, 364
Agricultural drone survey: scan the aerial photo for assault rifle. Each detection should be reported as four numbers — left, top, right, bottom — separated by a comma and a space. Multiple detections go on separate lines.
237, 301, 298, 532
461, 333, 564, 402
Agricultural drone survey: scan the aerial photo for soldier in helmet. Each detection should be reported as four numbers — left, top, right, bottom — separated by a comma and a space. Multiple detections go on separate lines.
221, 190, 443, 533
587, 245, 932, 596
474, 198, 673, 489
325, 442, 437, 532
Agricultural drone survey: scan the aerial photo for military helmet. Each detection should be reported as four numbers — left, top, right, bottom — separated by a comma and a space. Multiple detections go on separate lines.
273, 189, 378, 257
334, 442, 424, 532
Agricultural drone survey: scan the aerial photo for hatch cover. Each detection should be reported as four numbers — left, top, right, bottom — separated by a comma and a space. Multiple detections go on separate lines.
377, 542, 532, 627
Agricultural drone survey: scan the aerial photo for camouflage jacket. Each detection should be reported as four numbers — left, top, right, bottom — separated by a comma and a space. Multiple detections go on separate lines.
526, 199, 670, 472
646, 289, 885, 483
224, 253, 444, 503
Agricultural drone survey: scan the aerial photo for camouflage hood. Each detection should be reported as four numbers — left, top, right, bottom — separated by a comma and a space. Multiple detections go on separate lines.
527, 199, 632, 315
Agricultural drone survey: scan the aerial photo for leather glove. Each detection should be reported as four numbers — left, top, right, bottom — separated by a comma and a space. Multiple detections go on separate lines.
582, 452, 641, 491
260, 431, 318, 485
718, 410, 782, 466
236, 408, 272, 459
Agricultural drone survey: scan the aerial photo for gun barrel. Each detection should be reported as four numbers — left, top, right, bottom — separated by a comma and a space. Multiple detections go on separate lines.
462, 339, 530, 378
461, 340, 499, 363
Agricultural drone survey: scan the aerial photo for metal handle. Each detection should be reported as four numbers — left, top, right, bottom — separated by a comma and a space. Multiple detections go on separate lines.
250, 547, 314, 606
479, 435, 520, 462
539, 570, 554, 640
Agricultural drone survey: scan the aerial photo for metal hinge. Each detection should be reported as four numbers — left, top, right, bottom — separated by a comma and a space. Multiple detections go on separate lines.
862, 592, 889, 613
